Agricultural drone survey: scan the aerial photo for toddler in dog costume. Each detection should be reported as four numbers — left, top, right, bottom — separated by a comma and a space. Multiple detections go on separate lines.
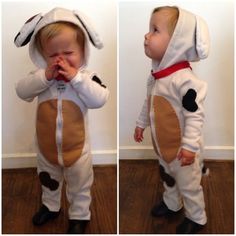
134, 6, 209, 234
15, 7, 109, 234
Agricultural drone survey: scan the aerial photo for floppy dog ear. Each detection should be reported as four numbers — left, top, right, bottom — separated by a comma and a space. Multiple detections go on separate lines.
195, 15, 210, 59
14, 13, 43, 47
73, 10, 103, 49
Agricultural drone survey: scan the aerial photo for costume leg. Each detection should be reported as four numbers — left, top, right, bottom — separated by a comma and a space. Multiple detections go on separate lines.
158, 159, 183, 212
37, 152, 63, 212
198, 138, 210, 176
64, 153, 94, 220
198, 138, 205, 170
175, 157, 207, 225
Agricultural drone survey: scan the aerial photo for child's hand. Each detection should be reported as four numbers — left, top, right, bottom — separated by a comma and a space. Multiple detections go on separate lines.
134, 126, 145, 142
45, 62, 60, 81
56, 57, 77, 81
177, 148, 195, 166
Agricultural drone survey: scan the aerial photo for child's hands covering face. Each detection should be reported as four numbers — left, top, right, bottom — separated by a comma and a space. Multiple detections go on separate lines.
56, 57, 77, 80
45, 61, 60, 81
177, 148, 195, 166
45, 57, 77, 81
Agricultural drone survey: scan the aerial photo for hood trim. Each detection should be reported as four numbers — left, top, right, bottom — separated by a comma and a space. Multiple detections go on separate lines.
153, 7, 210, 71
14, 7, 103, 69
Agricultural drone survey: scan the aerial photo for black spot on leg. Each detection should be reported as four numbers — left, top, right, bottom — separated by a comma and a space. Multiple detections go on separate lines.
159, 165, 175, 187
39, 172, 59, 191
182, 89, 198, 112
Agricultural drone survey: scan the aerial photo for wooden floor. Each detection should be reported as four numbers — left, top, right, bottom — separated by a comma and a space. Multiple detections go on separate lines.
119, 160, 234, 234
2, 165, 117, 234
2, 160, 234, 234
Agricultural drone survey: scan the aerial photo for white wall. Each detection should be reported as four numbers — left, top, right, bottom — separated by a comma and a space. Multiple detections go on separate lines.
2, 0, 235, 168
119, 0, 234, 160
2, 0, 117, 167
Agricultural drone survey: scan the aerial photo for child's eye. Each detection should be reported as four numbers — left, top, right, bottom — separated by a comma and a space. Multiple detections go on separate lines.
64, 51, 73, 55
153, 27, 159, 33
49, 54, 57, 58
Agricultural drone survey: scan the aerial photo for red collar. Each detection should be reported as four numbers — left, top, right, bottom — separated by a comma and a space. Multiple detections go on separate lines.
152, 61, 192, 80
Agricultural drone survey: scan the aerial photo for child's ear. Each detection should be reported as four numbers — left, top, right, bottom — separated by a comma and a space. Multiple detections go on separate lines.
73, 10, 103, 49
195, 15, 210, 59
14, 13, 43, 47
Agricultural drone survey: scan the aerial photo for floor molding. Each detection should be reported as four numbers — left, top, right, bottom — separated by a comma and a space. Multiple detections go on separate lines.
119, 145, 234, 160
2, 150, 117, 169
2, 146, 234, 168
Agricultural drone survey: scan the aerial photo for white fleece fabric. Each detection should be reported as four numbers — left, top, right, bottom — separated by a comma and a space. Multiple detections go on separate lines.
137, 7, 209, 154
15, 7, 109, 220
137, 7, 209, 225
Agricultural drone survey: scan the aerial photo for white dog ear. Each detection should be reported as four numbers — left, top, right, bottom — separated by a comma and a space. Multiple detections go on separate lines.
14, 13, 43, 47
195, 15, 210, 59
73, 10, 103, 49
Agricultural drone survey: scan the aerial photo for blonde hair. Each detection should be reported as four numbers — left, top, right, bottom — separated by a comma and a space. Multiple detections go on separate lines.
35, 22, 85, 55
152, 6, 179, 36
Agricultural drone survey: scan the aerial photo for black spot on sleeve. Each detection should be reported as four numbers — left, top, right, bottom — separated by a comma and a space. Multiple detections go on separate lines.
92, 75, 106, 88
182, 89, 198, 112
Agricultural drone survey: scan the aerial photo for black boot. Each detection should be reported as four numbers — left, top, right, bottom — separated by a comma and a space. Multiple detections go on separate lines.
32, 205, 60, 226
67, 220, 89, 234
176, 217, 205, 234
151, 200, 182, 217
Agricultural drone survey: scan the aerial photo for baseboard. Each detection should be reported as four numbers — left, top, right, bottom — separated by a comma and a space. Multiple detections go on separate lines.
2, 146, 234, 168
119, 146, 234, 160
2, 150, 117, 169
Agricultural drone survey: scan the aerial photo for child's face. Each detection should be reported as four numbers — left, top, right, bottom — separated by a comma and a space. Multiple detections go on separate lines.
42, 27, 84, 69
144, 10, 171, 61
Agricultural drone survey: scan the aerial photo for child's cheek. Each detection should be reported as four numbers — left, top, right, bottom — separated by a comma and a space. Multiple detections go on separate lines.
46, 57, 54, 66
66, 57, 75, 68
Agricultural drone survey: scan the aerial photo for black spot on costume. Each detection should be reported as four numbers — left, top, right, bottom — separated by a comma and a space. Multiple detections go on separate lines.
39, 172, 59, 191
92, 76, 106, 88
159, 165, 176, 187
182, 89, 198, 112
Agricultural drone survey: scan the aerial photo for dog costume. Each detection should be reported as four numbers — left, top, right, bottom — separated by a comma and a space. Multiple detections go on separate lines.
137, 7, 210, 225
15, 7, 109, 220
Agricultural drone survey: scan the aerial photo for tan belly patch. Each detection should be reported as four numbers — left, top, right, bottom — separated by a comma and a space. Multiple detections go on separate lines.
36, 100, 85, 167
36, 100, 58, 165
62, 100, 85, 167
152, 96, 181, 163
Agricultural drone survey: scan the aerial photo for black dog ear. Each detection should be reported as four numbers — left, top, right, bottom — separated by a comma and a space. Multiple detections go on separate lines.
73, 10, 103, 49
14, 13, 42, 47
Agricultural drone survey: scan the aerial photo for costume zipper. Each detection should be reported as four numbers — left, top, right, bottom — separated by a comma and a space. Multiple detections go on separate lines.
56, 81, 66, 166
150, 78, 162, 158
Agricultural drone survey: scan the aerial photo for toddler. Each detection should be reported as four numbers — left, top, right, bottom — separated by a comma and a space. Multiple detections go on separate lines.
134, 6, 209, 234
15, 7, 109, 234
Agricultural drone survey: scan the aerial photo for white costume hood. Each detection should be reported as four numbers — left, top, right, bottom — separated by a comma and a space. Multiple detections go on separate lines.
153, 7, 210, 71
14, 7, 103, 68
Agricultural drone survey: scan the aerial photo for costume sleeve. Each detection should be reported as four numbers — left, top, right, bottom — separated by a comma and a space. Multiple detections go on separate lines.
70, 69, 109, 109
136, 75, 154, 129
177, 77, 207, 153
15, 69, 54, 102
136, 98, 150, 129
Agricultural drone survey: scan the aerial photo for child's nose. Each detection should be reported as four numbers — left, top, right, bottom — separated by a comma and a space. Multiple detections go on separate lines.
55, 55, 64, 62
144, 33, 149, 40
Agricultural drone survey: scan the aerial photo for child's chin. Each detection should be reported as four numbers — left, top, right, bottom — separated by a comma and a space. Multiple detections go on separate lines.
144, 50, 153, 59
